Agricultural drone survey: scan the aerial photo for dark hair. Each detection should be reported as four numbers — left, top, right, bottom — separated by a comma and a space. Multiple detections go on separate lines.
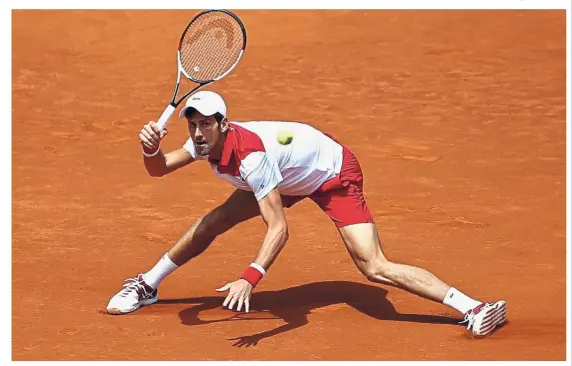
213, 112, 225, 123
184, 108, 225, 123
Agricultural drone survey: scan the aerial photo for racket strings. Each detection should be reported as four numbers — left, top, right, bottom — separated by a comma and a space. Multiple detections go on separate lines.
180, 12, 244, 82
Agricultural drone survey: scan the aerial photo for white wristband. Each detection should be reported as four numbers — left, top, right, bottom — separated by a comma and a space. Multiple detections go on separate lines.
142, 146, 161, 158
249, 262, 266, 275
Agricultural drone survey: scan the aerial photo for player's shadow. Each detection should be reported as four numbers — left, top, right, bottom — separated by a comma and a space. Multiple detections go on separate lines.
159, 281, 460, 347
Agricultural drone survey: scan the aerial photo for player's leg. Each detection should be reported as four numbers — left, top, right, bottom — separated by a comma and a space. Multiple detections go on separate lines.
339, 221, 506, 337
107, 189, 261, 315
339, 222, 452, 302
166, 189, 262, 267
142, 189, 264, 289
311, 147, 506, 336
163, 191, 305, 268
313, 183, 455, 303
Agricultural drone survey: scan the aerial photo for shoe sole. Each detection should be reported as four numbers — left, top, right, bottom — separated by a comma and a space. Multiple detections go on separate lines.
107, 296, 158, 315
471, 301, 507, 338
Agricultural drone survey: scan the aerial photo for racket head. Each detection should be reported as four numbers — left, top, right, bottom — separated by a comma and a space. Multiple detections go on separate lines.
178, 9, 247, 84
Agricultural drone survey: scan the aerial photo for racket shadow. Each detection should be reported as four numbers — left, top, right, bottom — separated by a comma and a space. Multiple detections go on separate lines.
159, 281, 460, 347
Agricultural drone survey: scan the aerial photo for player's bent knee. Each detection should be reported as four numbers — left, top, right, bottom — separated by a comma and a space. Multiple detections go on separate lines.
190, 215, 210, 237
191, 211, 225, 239
361, 258, 394, 283
193, 198, 256, 240
205, 205, 241, 234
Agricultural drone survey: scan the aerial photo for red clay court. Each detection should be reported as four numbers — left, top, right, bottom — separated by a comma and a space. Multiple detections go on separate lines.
12, 10, 567, 360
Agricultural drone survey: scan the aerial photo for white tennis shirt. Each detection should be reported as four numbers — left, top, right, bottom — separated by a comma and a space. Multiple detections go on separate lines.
183, 121, 344, 201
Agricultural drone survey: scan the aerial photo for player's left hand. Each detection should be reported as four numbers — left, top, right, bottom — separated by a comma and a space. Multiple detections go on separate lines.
216, 279, 253, 312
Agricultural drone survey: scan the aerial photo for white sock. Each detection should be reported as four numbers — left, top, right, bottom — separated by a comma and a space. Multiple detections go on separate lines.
142, 253, 179, 289
442, 287, 482, 315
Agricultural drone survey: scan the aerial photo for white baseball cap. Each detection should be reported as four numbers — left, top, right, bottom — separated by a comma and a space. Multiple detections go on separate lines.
178, 91, 227, 119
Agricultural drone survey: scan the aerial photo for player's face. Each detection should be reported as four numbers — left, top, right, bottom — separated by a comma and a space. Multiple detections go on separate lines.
186, 111, 224, 157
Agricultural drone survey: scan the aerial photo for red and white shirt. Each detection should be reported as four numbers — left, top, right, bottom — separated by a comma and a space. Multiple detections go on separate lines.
183, 121, 343, 201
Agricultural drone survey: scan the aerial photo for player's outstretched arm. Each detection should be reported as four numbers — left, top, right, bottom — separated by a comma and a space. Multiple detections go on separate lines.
139, 121, 194, 177
252, 188, 289, 269
216, 188, 289, 313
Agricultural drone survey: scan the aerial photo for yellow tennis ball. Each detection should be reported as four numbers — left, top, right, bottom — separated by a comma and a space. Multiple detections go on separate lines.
277, 130, 293, 145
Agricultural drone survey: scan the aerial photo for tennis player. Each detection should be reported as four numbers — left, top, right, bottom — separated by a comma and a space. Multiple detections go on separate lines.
107, 91, 507, 337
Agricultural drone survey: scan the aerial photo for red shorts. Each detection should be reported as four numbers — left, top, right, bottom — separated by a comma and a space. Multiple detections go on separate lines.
281, 147, 374, 228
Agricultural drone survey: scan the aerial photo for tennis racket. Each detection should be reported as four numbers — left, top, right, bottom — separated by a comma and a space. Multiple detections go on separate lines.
156, 9, 247, 131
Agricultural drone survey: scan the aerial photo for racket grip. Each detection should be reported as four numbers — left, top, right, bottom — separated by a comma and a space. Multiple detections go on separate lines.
156, 104, 176, 131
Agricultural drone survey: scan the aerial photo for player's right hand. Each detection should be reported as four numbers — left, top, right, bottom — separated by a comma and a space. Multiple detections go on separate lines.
139, 121, 167, 151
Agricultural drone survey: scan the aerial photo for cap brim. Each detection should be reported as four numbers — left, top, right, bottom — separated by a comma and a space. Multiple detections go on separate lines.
178, 102, 219, 119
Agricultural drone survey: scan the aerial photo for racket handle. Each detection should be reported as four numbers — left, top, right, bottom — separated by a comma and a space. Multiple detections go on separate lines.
156, 104, 176, 131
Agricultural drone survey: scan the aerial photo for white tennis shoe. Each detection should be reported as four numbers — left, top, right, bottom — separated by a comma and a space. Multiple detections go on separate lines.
106, 274, 158, 315
461, 300, 507, 337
